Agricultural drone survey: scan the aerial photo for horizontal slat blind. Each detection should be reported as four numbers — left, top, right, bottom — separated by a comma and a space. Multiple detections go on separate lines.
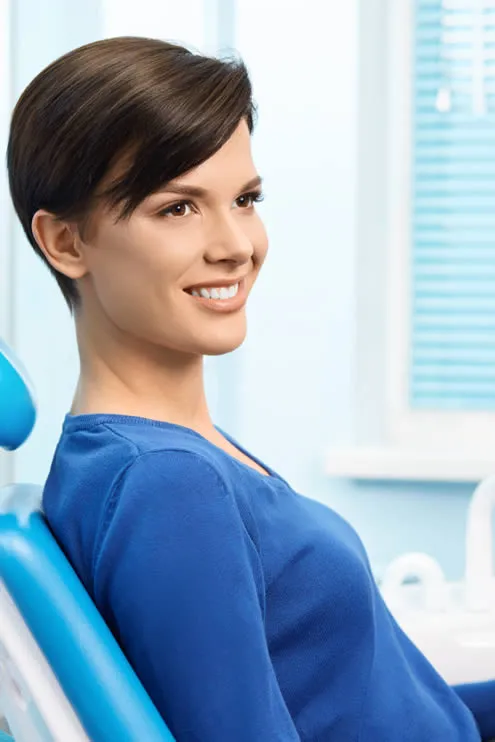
411, 0, 495, 409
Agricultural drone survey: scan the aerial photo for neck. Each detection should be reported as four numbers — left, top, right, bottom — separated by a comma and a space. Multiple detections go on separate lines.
71, 310, 214, 435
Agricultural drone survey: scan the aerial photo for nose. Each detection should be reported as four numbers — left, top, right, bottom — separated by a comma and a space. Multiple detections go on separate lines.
204, 211, 254, 265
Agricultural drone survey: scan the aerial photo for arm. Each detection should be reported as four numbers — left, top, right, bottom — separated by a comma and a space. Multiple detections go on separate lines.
453, 680, 495, 741
93, 449, 300, 742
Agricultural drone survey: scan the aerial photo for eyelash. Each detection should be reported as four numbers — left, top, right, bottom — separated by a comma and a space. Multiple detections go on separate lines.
158, 190, 265, 218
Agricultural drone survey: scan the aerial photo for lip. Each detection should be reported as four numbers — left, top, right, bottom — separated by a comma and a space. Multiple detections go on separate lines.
183, 278, 248, 314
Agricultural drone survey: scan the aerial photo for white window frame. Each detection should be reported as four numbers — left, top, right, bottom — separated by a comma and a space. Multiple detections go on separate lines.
386, 0, 495, 456
326, 0, 495, 481
0, 0, 13, 488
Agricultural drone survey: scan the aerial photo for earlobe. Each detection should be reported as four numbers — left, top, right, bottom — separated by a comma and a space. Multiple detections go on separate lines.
31, 209, 88, 279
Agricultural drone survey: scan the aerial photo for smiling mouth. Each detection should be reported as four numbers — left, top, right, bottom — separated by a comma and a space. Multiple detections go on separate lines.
184, 279, 247, 313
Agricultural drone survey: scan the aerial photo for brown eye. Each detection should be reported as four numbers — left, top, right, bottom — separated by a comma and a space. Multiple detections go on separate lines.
235, 191, 265, 209
159, 201, 192, 218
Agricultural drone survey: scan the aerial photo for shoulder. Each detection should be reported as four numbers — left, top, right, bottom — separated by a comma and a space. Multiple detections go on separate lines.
95, 444, 258, 561
112, 445, 231, 503
93, 444, 266, 614
99, 441, 235, 529
58, 415, 236, 493
100, 417, 240, 482
52, 416, 263, 564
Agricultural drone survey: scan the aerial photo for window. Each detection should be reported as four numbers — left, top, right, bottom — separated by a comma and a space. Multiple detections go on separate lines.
411, 1, 495, 412
327, 0, 495, 480
388, 0, 495, 456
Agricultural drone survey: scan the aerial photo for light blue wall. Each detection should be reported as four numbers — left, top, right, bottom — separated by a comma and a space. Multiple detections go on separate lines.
5, 0, 480, 581
9, 0, 101, 483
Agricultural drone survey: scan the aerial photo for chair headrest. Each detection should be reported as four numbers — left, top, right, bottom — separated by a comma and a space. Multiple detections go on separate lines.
0, 339, 37, 451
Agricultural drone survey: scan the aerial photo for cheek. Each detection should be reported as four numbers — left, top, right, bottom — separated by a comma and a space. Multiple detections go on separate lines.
96, 250, 148, 298
88, 236, 168, 320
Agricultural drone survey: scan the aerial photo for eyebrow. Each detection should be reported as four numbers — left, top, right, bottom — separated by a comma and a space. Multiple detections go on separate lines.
158, 175, 263, 199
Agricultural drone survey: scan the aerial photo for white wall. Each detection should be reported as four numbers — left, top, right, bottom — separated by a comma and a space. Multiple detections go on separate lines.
233, 0, 359, 488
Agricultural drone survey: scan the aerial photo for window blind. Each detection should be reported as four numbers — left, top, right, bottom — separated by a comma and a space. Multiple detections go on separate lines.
412, 0, 495, 409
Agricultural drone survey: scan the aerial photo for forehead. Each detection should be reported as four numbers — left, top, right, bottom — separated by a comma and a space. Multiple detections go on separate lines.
157, 120, 255, 192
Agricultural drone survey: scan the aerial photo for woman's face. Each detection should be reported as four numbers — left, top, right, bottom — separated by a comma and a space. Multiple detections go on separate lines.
78, 119, 268, 357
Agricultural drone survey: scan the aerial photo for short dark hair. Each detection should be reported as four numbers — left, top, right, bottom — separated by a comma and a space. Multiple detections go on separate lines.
6, 36, 256, 312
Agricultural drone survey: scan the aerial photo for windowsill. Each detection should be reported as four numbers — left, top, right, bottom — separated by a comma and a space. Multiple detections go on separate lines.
325, 446, 495, 483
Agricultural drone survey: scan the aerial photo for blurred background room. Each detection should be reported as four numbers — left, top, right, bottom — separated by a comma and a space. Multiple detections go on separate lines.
1, 0, 494, 593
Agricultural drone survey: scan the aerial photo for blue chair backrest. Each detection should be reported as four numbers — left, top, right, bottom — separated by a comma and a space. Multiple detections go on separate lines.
0, 340, 175, 741
0, 338, 36, 451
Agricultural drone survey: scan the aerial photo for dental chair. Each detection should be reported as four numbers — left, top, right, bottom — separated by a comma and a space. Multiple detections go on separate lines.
0, 339, 175, 741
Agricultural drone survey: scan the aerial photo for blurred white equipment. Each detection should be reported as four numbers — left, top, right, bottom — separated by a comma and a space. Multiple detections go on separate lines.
381, 476, 495, 685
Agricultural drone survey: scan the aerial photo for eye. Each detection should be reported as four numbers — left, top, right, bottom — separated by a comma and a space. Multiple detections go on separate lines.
234, 190, 265, 209
158, 201, 193, 218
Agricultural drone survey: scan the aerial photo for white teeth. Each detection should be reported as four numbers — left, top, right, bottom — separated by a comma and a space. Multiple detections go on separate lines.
190, 283, 240, 300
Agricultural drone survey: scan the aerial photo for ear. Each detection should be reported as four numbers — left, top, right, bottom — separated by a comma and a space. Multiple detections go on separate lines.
31, 210, 88, 279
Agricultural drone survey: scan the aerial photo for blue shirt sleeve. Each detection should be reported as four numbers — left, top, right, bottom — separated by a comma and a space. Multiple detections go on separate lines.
92, 449, 301, 742
453, 680, 495, 741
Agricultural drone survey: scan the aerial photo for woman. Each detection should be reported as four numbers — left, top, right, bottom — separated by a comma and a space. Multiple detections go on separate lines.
7, 36, 495, 741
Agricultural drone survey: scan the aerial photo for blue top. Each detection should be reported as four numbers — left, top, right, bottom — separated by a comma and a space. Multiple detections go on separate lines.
42, 414, 495, 741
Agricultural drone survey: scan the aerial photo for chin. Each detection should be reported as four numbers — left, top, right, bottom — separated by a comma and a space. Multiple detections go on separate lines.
199, 325, 247, 356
